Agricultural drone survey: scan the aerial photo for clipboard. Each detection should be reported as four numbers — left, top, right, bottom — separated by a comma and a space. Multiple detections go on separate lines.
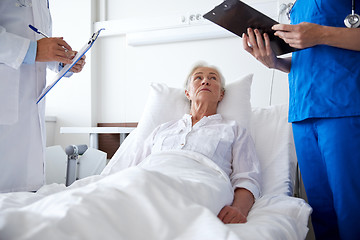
203, 0, 295, 56
36, 28, 105, 104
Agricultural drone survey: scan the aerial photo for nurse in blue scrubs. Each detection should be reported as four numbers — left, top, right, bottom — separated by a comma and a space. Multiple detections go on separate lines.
242, 0, 360, 239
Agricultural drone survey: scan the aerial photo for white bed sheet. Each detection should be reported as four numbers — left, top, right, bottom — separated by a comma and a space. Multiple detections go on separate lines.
0, 148, 310, 240
0, 151, 237, 240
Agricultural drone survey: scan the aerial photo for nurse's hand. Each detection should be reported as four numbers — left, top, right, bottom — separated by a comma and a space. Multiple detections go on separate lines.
242, 28, 292, 73
242, 28, 278, 69
36, 37, 73, 65
272, 22, 322, 49
69, 53, 86, 73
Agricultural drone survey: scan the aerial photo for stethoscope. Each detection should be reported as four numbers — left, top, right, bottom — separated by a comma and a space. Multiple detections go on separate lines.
284, 0, 360, 28
344, 0, 360, 28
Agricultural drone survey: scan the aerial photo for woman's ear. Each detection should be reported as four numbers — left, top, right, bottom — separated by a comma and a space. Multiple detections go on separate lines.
218, 89, 225, 102
185, 89, 191, 100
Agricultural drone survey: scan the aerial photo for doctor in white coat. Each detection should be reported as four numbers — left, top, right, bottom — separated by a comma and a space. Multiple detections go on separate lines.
0, 0, 85, 192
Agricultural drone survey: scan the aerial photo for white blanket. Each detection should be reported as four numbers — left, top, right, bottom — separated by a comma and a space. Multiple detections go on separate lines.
0, 150, 236, 240
0, 150, 311, 240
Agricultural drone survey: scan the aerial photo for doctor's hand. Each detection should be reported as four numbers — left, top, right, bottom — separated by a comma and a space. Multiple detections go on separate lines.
242, 28, 278, 69
36, 37, 74, 65
272, 22, 322, 49
69, 53, 86, 73
217, 205, 248, 224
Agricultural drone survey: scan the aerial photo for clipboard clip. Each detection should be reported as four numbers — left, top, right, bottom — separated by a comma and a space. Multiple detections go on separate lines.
88, 28, 105, 44
210, 0, 236, 16
223, 0, 237, 10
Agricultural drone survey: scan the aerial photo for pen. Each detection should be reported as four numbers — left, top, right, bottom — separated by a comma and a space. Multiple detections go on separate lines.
29, 24, 50, 38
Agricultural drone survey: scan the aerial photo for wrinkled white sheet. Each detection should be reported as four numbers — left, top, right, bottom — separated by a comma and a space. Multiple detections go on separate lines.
0, 151, 234, 240
0, 150, 311, 240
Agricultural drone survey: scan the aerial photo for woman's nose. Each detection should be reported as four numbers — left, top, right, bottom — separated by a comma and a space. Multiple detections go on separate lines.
201, 78, 210, 85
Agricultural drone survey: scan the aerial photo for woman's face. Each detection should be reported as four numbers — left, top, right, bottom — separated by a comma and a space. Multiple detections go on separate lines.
185, 67, 224, 105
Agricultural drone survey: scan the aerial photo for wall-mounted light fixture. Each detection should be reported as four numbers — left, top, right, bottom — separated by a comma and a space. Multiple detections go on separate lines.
93, 0, 279, 46
94, 13, 235, 46
126, 23, 235, 46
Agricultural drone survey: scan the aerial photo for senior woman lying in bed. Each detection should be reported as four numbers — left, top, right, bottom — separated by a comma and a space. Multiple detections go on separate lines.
131, 63, 262, 224
0, 64, 262, 240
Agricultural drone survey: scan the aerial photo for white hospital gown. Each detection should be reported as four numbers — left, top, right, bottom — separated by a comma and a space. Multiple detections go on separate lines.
138, 114, 261, 199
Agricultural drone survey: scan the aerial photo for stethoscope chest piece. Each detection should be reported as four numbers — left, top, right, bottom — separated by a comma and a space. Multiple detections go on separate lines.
344, 0, 360, 28
344, 12, 360, 28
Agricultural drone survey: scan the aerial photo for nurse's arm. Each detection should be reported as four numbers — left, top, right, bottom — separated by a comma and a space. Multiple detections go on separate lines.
273, 22, 360, 51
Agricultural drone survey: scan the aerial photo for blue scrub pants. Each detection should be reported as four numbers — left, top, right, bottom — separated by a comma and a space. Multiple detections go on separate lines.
292, 117, 360, 240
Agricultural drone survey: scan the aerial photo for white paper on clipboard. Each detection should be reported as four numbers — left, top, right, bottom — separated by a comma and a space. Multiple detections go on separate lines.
36, 28, 105, 104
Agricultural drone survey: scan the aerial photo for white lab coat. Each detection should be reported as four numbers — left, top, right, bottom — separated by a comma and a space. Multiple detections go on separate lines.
0, 0, 51, 192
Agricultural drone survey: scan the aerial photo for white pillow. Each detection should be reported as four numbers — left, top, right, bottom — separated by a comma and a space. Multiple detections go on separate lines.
217, 73, 253, 129
136, 73, 253, 142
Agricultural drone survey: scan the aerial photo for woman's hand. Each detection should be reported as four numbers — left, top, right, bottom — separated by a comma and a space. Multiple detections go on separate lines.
217, 205, 248, 224
218, 188, 255, 224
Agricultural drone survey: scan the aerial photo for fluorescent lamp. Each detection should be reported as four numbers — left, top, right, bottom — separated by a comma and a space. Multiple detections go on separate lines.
126, 24, 235, 46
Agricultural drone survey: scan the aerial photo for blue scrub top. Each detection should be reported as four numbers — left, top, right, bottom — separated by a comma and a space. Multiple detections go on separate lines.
288, 0, 360, 122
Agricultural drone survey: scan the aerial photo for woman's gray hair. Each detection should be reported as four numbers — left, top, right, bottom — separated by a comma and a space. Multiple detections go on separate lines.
184, 62, 226, 91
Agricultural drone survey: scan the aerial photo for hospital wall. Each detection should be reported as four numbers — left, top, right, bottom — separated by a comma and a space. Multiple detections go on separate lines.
45, 0, 291, 149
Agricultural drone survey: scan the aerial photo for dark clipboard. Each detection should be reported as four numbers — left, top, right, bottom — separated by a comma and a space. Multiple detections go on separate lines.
203, 0, 295, 56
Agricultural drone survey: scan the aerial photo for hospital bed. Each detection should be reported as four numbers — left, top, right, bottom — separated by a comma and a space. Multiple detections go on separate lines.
0, 74, 312, 240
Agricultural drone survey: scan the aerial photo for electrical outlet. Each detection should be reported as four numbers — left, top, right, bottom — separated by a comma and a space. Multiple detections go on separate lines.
181, 13, 205, 25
